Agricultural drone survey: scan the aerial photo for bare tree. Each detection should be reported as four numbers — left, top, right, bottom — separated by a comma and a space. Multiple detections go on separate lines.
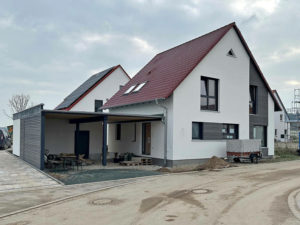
3, 94, 35, 119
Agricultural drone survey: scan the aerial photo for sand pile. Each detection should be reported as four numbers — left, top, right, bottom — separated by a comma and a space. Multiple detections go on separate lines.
195, 156, 231, 170
157, 167, 171, 173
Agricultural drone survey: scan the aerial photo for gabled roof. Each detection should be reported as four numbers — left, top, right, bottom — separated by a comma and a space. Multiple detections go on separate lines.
272, 90, 290, 120
55, 65, 130, 110
102, 22, 281, 111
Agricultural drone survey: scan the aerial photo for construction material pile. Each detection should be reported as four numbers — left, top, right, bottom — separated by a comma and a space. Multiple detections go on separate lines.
195, 156, 232, 171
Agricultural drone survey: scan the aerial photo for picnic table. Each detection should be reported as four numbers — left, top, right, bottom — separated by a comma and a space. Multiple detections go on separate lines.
58, 155, 77, 168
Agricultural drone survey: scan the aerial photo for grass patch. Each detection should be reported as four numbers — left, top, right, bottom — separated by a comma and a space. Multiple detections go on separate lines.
268, 147, 300, 163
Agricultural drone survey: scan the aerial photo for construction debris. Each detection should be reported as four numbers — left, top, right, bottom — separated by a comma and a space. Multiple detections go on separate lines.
195, 156, 235, 171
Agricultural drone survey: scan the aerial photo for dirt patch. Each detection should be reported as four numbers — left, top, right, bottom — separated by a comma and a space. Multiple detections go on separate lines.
139, 197, 164, 213
195, 156, 234, 171
157, 167, 171, 173
167, 190, 205, 209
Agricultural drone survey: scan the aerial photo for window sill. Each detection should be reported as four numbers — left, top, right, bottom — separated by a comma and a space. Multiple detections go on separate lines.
200, 110, 220, 113
250, 114, 258, 116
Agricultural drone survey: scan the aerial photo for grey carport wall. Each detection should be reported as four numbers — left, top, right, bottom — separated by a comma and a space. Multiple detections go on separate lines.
13, 105, 163, 170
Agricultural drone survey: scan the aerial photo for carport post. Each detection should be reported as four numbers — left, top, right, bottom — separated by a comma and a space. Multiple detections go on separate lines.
75, 123, 80, 158
102, 116, 108, 166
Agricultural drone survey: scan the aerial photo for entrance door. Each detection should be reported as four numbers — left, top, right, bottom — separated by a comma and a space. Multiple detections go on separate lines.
74, 131, 90, 158
142, 123, 151, 155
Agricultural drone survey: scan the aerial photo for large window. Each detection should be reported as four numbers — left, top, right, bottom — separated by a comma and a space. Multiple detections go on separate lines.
253, 126, 267, 147
249, 86, 257, 114
222, 124, 238, 139
192, 122, 203, 140
201, 77, 218, 111
95, 100, 103, 112
115, 124, 121, 140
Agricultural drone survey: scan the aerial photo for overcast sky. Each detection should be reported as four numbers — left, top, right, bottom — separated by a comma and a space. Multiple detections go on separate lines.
0, 0, 299, 126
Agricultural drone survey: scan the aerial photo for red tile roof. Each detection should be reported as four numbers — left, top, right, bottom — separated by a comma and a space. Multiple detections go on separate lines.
102, 22, 281, 111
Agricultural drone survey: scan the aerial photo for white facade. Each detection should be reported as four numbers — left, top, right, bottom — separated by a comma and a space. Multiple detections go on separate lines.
12, 119, 20, 156
108, 27, 277, 163
273, 91, 290, 142
69, 66, 130, 112
45, 119, 103, 160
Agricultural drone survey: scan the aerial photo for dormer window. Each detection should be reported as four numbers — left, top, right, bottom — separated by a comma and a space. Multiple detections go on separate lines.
133, 82, 147, 92
227, 49, 236, 58
124, 85, 137, 95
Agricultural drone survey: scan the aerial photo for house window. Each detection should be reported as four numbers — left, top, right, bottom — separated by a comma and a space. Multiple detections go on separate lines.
124, 85, 137, 95
201, 77, 218, 111
192, 122, 203, 140
284, 129, 287, 135
115, 124, 121, 140
275, 129, 277, 136
132, 123, 136, 142
249, 86, 257, 114
280, 114, 283, 121
222, 124, 238, 139
95, 100, 103, 112
133, 82, 147, 92
253, 126, 267, 147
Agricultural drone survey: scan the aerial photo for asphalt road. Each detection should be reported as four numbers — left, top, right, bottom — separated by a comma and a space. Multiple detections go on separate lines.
2, 160, 300, 225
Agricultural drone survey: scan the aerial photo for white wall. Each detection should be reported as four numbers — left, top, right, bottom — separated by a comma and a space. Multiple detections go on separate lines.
108, 121, 165, 159
273, 92, 289, 141
268, 93, 275, 155
172, 27, 250, 160
45, 119, 103, 160
109, 96, 173, 159
13, 119, 20, 156
70, 67, 130, 113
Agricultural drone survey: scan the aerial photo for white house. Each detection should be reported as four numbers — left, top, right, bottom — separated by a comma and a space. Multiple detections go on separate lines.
12, 22, 282, 170
13, 65, 130, 161
272, 90, 290, 142
101, 22, 282, 166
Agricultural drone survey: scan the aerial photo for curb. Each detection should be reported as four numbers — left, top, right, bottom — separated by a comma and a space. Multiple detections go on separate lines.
288, 188, 300, 221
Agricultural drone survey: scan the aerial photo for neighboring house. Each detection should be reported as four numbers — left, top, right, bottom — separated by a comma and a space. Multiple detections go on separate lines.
272, 90, 291, 142
55, 65, 130, 112
102, 22, 281, 166
13, 65, 130, 160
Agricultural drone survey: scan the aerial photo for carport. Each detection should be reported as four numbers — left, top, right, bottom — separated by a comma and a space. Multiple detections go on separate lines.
13, 104, 163, 170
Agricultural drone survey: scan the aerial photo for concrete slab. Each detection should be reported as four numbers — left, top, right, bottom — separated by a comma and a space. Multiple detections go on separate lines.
0, 151, 61, 192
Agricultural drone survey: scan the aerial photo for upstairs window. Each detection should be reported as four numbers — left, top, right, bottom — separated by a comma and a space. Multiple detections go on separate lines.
275, 129, 277, 136
133, 82, 147, 92
226, 49, 236, 58
249, 86, 257, 114
280, 114, 283, 121
201, 77, 218, 111
222, 124, 239, 139
95, 100, 103, 112
124, 85, 137, 95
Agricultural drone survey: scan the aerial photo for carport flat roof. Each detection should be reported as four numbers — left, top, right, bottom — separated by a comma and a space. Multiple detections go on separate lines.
43, 109, 163, 123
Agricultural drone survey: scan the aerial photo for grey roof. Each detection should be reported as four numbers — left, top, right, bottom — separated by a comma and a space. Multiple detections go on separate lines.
55, 66, 115, 110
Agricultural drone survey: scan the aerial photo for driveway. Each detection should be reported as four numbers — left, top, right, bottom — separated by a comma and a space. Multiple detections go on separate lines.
0, 151, 60, 192
2, 160, 300, 224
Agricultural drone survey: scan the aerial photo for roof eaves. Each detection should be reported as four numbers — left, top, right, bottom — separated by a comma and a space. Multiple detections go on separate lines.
273, 90, 290, 119
101, 98, 166, 110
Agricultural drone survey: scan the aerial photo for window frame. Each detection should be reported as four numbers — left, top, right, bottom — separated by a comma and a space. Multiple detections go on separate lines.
123, 84, 137, 95
115, 124, 121, 140
249, 85, 257, 114
132, 81, 147, 93
201, 77, 218, 111
192, 122, 203, 140
222, 124, 239, 139
94, 100, 103, 112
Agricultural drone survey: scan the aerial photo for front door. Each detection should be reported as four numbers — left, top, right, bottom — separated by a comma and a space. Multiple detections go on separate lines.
74, 131, 90, 158
142, 123, 151, 155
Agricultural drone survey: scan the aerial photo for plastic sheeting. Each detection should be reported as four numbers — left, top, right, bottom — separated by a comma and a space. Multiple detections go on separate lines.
226, 139, 261, 152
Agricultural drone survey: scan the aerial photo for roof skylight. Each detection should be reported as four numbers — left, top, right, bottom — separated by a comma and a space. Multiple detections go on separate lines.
133, 82, 147, 92
124, 85, 137, 94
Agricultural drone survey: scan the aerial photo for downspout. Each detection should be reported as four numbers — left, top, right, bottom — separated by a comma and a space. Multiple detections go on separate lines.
155, 98, 167, 167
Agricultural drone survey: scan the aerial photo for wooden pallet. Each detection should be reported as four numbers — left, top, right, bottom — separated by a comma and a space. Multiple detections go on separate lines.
119, 161, 141, 166
141, 159, 152, 165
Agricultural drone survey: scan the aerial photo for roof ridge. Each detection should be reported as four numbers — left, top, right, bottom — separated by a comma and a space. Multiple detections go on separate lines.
157, 22, 235, 56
